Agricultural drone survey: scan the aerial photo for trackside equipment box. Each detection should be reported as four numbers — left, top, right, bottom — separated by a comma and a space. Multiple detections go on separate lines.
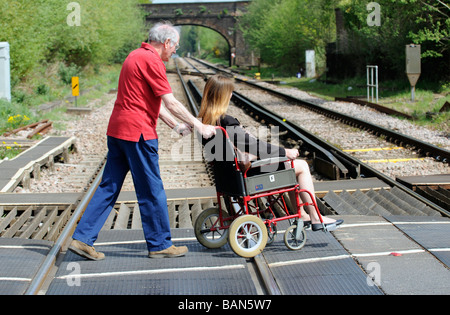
0, 42, 11, 102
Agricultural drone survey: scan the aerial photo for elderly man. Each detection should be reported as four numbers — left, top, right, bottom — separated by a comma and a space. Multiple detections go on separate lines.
69, 22, 216, 260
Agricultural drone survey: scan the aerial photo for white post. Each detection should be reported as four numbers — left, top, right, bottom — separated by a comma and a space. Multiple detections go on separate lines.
366, 65, 378, 103
305, 50, 315, 78
0, 42, 11, 102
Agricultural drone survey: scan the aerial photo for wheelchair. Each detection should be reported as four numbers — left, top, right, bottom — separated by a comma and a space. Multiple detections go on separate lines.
194, 126, 327, 258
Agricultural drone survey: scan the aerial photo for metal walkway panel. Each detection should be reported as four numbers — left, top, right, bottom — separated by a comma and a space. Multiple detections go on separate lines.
46, 229, 257, 295
314, 177, 389, 196
262, 221, 382, 295
0, 192, 82, 206
396, 174, 450, 189
333, 215, 450, 295
4, 137, 71, 162
0, 238, 52, 295
0, 137, 75, 192
385, 215, 450, 269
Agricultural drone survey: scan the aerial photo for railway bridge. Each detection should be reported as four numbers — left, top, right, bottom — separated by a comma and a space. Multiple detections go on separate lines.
140, 1, 257, 67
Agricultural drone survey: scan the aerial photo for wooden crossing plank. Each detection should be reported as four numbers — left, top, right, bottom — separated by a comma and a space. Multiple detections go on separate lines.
46, 205, 72, 241
0, 206, 17, 234
3, 206, 32, 238
130, 204, 142, 229
114, 203, 130, 230
33, 207, 58, 240
19, 207, 47, 239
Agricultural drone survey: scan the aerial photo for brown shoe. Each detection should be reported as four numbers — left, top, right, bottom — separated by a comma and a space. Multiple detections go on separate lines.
148, 245, 188, 258
69, 239, 105, 261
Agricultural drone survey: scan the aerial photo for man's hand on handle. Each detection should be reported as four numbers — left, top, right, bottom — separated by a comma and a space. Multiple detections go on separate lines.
200, 124, 216, 139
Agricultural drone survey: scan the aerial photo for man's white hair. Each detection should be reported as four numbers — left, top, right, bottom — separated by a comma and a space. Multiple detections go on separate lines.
148, 21, 179, 47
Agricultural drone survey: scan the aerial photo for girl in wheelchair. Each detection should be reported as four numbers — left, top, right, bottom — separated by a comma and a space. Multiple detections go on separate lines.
198, 74, 343, 231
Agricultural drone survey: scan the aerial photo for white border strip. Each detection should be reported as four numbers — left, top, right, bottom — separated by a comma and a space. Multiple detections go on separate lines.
340, 223, 391, 228
0, 245, 51, 250
269, 255, 350, 268
56, 264, 245, 280
352, 249, 425, 257
0, 277, 31, 282
340, 221, 450, 229
430, 248, 450, 252
268, 248, 450, 268
391, 221, 450, 225
95, 237, 197, 246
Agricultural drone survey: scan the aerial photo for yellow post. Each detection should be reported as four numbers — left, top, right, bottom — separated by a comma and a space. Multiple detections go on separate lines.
72, 76, 79, 107
72, 77, 79, 96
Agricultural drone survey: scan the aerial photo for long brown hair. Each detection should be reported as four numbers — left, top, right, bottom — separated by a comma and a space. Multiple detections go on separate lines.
198, 74, 234, 125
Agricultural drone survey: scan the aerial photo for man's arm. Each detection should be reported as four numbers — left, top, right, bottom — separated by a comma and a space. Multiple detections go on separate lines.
159, 104, 191, 135
159, 104, 178, 129
161, 93, 215, 138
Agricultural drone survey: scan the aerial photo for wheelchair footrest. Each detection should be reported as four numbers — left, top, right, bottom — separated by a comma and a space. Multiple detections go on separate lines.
324, 223, 339, 232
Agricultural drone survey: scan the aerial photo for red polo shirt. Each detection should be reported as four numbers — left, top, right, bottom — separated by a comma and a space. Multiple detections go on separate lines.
107, 42, 172, 142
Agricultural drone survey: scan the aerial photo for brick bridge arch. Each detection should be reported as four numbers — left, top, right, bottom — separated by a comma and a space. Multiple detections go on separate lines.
140, 1, 256, 67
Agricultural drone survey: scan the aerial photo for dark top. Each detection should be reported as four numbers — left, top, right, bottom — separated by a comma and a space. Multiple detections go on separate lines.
202, 115, 285, 162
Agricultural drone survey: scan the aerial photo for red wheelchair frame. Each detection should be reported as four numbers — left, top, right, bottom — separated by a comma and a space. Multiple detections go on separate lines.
194, 126, 325, 257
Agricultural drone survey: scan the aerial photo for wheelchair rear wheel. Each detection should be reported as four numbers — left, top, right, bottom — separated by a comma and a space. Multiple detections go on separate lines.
228, 215, 268, 258
284, 224, 306, 250
194, 207, 230, 249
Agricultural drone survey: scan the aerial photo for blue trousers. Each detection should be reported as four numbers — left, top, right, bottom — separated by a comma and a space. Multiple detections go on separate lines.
72, 135, 172, 252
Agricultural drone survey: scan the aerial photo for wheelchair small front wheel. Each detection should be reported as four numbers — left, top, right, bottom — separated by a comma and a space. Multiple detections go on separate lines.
228, 215, 268, 258
194, 207, 230, 249
284, 225, 306, 250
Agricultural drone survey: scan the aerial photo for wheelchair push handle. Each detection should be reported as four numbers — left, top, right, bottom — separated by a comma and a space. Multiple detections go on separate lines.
214, 126, 230, 139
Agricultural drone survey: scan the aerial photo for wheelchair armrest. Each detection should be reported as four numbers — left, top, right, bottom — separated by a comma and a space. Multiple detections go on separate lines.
250, 156, 290, 168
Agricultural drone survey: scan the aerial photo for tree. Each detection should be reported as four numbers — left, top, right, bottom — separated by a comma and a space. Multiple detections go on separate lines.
0, 0, 146, 83
408, 0, 449, 59
341, 0, 449, 81
240, 0, 339, 74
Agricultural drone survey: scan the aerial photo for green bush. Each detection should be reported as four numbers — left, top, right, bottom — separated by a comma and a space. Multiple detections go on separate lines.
0, 0, 146, 85
58, 63, 82, 85
36, 84, 50, 96
0, 98, 36, 134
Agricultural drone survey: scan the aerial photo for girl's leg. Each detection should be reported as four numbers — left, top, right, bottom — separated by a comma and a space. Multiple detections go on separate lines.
293, 159, 336, 225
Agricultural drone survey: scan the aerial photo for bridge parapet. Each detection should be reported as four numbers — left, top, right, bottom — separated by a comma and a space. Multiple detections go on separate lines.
141, 1, 257, 67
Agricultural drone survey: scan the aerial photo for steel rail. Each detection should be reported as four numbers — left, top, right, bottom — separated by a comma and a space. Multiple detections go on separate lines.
175, 58, 199, 116
253, 255, 282, 295
24, 159, 106, 295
